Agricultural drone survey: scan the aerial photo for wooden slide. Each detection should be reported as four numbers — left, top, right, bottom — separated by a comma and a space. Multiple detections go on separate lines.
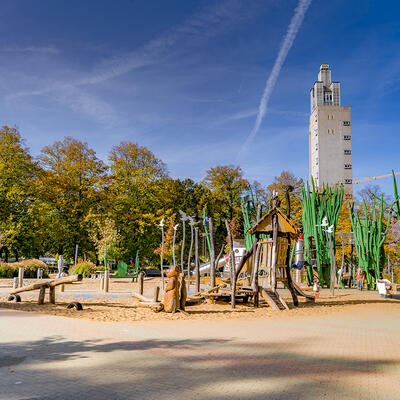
278, 278, 315, 301
258, 285, 289, 310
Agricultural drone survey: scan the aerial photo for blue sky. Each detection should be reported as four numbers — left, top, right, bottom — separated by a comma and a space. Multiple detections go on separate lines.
0, 0, 399, 195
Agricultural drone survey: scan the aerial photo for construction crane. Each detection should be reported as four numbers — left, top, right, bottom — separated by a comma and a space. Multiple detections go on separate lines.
353, 172, 400, 184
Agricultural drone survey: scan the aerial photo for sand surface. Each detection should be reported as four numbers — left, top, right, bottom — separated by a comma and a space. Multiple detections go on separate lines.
1, 277, 399, 322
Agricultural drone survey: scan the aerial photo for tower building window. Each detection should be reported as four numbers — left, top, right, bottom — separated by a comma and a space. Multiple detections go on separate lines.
344, 135, 351, 140
344, 164, 352, 169
343, 121, 350, 126
344, 149, 352, 155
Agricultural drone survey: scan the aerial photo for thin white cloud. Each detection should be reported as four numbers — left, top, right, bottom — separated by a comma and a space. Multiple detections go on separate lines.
54, 86, 120, 126
216, 107, 308, 125
8, 0, 258, 125
224, 108, 258, 122
238, 0, 312, 158
12, 0, 252, 96
1, 46, 60, 54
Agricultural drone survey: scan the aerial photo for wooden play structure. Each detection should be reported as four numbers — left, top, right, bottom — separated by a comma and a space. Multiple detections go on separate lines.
186, 196, 315, 311
8, 274, 83, 306
247, 204, 315, 310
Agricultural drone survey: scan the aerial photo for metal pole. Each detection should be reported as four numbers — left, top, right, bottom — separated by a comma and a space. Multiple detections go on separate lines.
104, 241, 109, 292
74, 244, 78, 265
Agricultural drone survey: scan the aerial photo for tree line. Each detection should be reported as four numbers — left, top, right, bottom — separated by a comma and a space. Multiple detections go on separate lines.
0, 125, 305, 265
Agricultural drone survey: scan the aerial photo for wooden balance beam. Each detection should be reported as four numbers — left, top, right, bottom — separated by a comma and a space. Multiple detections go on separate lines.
9, 274, 82, 305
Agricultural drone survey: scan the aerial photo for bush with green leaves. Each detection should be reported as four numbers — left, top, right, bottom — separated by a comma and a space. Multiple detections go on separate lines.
70, 262, 97, 278
12, 259, 48, 278
0, 262, 14, 278
0, 259, 48, 278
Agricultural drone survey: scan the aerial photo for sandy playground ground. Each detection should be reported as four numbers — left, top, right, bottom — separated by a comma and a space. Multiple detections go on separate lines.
1, 277, 399, 322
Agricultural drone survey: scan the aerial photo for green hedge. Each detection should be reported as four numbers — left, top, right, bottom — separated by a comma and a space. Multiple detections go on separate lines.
0, 259, 48, 278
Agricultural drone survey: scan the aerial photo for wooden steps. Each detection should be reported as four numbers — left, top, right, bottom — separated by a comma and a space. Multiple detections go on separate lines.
259, 286, 288, 310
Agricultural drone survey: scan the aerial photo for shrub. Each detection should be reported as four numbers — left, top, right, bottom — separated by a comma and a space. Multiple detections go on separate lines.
70, 262, 97, 278
383, 266, 400, 284
12, 259, 49, 278
0, 262, 14, 278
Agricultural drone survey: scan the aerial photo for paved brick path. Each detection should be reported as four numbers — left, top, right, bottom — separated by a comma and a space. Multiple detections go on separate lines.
1, 306, 399, 399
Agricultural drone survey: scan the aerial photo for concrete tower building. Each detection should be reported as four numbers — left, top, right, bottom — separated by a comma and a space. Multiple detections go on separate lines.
309, 64, 353, 199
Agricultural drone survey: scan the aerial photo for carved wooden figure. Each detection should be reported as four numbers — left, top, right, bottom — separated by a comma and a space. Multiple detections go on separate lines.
164, 266, 180, 313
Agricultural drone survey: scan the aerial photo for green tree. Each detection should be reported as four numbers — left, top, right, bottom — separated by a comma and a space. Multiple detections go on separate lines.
0, 126, 39, 260
38, 137, 108, 260
203, 165, 247, 221
108, 142, 169, 264
267, 171, 304, 226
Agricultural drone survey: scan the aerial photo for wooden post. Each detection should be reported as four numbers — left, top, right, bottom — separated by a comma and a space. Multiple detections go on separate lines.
251, 242, 261, 288
225, 220, 236, 309
13, 277, 18, 289
195, 227, 200, 293
215, 244, 225, 271
271, 213, 278, 290
153, 286, 160, 302
18, 267, 24, 288
235, 241, 256, 281
38, 286, 46, 305
209, 218, 216, 288
104, 270, 109, 293
60, 284, 65, 292
254, 243, 260, 307
285, 236, 298, 307
257, 204, 262, 221
99, 275, 104, 291
138, 271, 144, 295
49, 286, 56, 304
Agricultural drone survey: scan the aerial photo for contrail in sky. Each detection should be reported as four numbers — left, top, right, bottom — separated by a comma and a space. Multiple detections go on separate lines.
239, 0, 312, 157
